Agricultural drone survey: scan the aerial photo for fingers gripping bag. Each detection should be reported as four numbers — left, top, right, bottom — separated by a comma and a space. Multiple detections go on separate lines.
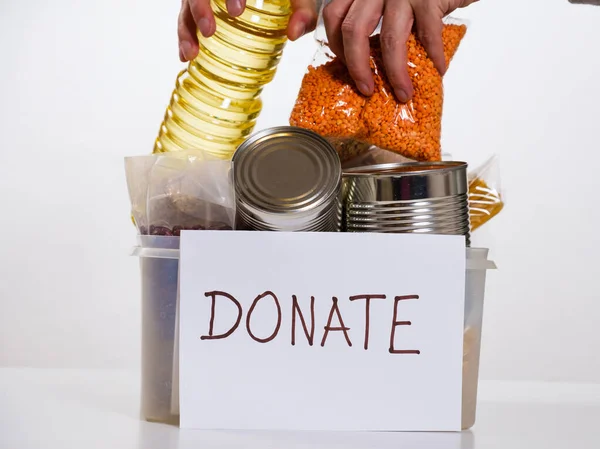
289, 6, 468, 163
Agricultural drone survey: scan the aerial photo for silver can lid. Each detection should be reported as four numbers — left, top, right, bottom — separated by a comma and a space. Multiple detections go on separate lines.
343, 161, 468, 176
233, 126, 341, 213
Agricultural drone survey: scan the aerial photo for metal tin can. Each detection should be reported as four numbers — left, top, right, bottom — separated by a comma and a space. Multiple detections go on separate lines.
341, 162, 471, 245
232, 126, 342, 232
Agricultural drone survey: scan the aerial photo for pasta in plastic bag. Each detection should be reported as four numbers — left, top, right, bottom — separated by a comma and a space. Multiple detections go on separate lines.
290, 16, 468, 163
468, 155, 505, 232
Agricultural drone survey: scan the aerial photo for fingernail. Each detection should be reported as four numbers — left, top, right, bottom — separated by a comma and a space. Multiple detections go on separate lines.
294, 23, 306, 40
198, 18, 211, 36
180, 41, 193, 61
395, 89, 410, 103
357, 82, 373, 96
228, 0, 243, 16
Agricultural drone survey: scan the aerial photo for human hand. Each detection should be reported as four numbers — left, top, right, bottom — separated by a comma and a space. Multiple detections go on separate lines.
178, 0, 319, 62
322, 0, 478, 102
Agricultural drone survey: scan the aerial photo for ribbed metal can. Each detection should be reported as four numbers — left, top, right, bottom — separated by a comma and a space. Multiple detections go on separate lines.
341, 162, 471, 245
232, 126, 342, 232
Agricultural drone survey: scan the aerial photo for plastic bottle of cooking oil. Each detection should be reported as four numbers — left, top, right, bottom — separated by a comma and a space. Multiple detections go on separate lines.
154, 0, 292, 160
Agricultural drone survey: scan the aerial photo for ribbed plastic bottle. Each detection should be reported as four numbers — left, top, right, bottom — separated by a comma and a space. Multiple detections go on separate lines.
154, 0, 292, 160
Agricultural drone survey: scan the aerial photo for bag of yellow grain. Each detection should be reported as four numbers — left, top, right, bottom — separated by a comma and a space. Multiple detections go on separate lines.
468, 155, 505, 232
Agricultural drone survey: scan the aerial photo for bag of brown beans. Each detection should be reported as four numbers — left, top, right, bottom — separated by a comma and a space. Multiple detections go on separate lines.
125, 152, 235, 235
289, 18, 468, 163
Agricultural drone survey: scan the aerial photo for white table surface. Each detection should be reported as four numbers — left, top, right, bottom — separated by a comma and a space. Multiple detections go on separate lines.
2, 367, 600, 449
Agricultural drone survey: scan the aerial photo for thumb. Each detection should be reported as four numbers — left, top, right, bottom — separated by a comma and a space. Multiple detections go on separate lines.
288, 0, 318, 41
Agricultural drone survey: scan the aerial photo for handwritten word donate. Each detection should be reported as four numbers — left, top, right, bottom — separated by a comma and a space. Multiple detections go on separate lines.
200, 291, 421, 354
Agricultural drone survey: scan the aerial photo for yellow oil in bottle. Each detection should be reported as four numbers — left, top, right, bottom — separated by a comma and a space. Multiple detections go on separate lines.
154, 0, 292, 159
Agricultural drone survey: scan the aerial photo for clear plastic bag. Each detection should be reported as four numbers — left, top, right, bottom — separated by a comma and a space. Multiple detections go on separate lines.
468, 155, 504, 232
289, 15, 468, 163
339, 147, 504, 232
341, 145, 454, 170
125, 152, 235, 235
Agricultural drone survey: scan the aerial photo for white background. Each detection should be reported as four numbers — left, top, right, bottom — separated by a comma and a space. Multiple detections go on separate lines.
0, 0, 598, 384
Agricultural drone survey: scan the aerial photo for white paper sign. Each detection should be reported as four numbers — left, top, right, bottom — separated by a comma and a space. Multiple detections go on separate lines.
179, 231, 466, 431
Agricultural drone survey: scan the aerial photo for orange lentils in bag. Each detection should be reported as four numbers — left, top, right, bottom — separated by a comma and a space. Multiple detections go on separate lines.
290, 23, 467, 162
